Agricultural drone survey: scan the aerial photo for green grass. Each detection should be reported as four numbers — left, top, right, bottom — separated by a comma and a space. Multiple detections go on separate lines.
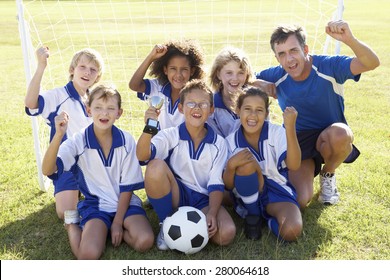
1, 0, 389, 261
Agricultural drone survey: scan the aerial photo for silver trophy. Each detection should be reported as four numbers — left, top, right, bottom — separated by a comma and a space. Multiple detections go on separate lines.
147, 95, 164, 111
143, 96, 164, 135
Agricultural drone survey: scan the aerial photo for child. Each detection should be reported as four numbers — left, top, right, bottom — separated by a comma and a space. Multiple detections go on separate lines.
223, 87, 302, 242
42, 85, 154, 259
208, 46, 274, 137
129, 39, 205, 130
25, 46, 104, 219
136, 79, 236, 250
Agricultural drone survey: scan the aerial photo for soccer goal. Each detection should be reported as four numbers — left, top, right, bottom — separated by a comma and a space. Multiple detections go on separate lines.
16, 0, 344, 192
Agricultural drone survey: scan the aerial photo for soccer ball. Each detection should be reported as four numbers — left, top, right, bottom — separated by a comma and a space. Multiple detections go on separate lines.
162, 206, 209, 254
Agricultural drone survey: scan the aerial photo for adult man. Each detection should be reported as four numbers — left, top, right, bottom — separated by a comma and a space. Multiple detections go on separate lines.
256, 20, 379, 207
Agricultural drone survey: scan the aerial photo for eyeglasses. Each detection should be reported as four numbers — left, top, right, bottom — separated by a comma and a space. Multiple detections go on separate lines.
185, 101, 210, 109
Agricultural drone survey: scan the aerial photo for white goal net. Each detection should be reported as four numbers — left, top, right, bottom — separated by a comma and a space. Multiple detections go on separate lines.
17, 0, 344, 191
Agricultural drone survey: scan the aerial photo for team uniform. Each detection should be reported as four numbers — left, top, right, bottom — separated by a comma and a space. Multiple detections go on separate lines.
207, 91, 240, 137
25, 81, 92, 194
225, 121, 299, 219
256, 55, 361, 174
137, 79, 184, 129
149, 123, 227, 210
49, 124, 145, 229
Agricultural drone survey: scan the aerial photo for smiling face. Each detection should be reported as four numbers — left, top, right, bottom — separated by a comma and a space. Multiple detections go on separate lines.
70, 54, 100, 94
164, 55, 194, 92
87, 89, 122, 131
179, 88, 213, 129
238, 95, 268, 136
217, 60, 248, 95
273, 34, 311, 81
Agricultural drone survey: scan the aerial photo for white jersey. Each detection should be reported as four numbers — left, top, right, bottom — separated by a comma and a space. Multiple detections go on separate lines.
226, 121, 294, 196
150, 123, 227, 195
25, 81, 92, 141
54, 124, 144, 213
137, 79, 184, 129
207, 91, 240, 138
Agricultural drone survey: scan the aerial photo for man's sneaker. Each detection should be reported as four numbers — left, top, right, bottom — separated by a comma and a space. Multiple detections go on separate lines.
64, 210, 80, 225
244, 215, 262, 240
318, 172, 340, 205
156, 223, 169, 251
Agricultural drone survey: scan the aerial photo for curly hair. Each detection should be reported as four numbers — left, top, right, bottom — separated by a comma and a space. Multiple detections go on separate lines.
149, 39, 205, 85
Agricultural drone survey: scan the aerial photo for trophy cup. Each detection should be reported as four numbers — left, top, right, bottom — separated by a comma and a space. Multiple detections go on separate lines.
143, 96, 164, 136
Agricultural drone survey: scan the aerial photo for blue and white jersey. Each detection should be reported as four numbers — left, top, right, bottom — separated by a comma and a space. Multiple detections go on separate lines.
25, 81, 92, 142
207, 91, 241, 138
256, 55, 360, 131
149, 123, 227, 195
226, 122, 294, 196
137, 78, 184, 129
53, 124, 144, 213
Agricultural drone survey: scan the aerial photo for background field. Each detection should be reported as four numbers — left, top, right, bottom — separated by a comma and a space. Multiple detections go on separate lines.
0, 0, 389, 260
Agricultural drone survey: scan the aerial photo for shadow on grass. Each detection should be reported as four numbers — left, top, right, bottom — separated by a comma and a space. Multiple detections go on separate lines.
0, 197, 332, 260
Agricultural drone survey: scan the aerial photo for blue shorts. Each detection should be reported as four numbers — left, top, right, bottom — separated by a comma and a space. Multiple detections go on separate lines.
53, 171, 79, 195
231, 178, 299, 220
77, 194, 146, 230
176, 179, 209, 211
259, 179, 299, 220
297, 129, 360, 176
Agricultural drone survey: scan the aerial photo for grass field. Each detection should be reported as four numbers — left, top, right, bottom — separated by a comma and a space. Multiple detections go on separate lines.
0, 0, 389, 261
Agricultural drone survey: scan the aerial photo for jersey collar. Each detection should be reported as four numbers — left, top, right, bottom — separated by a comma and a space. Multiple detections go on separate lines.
178, 122, 217, 144
236, 121, 269, 148
85, 124, 125, 150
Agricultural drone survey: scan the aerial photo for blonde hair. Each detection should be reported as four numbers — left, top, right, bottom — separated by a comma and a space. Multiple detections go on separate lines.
87, 85, 122, 109
68, 48, 104, 84
209, 46, 253, 92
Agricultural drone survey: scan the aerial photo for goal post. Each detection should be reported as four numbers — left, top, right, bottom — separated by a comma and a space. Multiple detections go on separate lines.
16, 0, 344, 192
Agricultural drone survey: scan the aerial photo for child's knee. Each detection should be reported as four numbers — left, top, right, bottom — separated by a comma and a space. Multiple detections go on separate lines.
133, 232, 154, 252
280, 220, 302, 242
78, 245, 104, 260
216, 222, 236, 246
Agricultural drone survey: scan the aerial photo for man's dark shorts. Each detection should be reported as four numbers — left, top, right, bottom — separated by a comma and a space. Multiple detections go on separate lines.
297, 130, 360, 176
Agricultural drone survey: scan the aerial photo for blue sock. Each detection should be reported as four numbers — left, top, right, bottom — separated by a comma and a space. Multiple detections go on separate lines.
148, 192, 173, 223
268, 217, 280, 238
234, 173, 260, 215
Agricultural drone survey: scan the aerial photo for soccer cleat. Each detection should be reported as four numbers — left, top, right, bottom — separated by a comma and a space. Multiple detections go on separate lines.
64, 210, 80, 225
244, 215, 262, 240
156, 223, 169, 251
318, 172, 340, 205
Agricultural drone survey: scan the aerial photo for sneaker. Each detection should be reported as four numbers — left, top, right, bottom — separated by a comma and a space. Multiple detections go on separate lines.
156, 223, 169, 251
244, 215, 262, 240
318, 172, 340, 205
64, 210, 80, 225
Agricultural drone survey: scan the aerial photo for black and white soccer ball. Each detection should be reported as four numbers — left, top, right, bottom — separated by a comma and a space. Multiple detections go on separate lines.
162, 206, 209, 254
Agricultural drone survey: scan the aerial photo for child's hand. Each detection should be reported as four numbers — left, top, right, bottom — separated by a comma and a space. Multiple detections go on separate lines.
143, 106, 160, 124
150, 44, 168, 60
54, 111, 69, 136
110, 222, 123, 247
227, 148, 256, 170
283, 106, 298, 129
206, 212, 218, 238
36, 46, 49, 68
